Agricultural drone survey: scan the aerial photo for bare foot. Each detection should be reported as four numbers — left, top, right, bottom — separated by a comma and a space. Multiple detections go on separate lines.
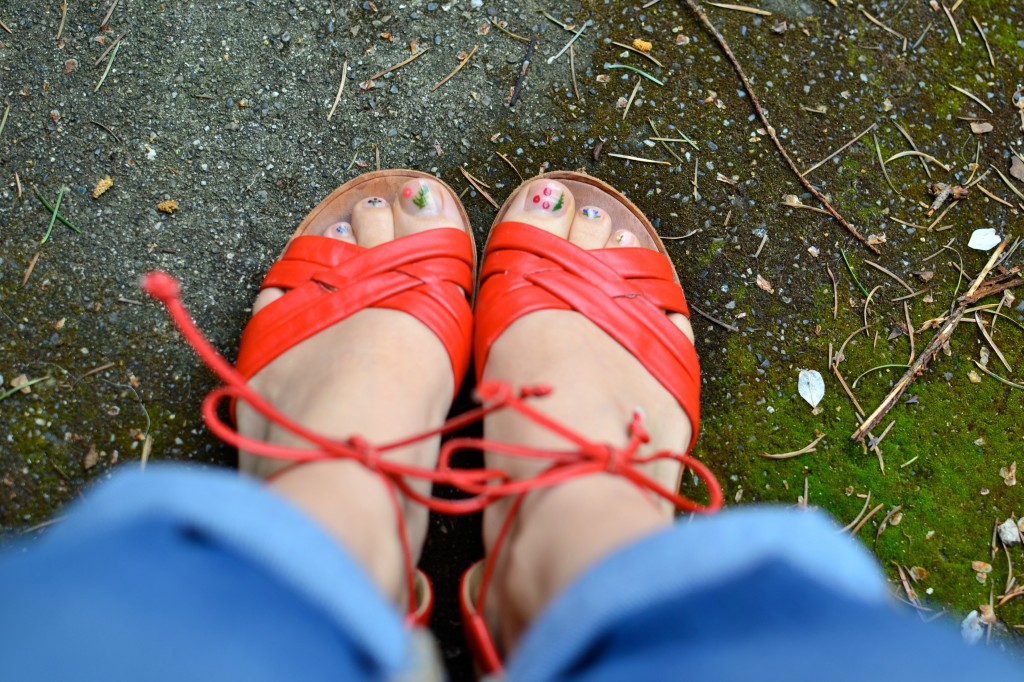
479, 177, 697, 650
236, 173, 470, 605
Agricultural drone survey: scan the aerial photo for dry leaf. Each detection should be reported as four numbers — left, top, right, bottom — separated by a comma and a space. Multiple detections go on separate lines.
756, 274, 774, 293
92, 176, 113, 199
10, 374, 31, 394
915, 270, 934, 282
971, 561, 992, 573
1000, 461, 1017, 486
909, 566, 929, 581
998, 518, 1021, 546
157, 200, 179, 214
1010, 155, 1024, 181
83, 446, 98, 470
969, 121, 994, 134
976, 572, 988, 584
979, 604, 997, 624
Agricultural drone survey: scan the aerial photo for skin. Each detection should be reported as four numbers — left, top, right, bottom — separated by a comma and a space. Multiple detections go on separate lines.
235, 177, 696, 645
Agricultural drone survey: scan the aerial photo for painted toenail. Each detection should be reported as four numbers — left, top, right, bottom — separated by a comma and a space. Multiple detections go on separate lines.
399, 181, 439, 214
366, 197, 386, 207
581, 207, 600, 219
526, 185, 567, 215
334, 222, 352, 235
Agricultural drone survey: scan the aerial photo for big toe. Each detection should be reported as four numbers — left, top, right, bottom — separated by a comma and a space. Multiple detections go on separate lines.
501, 179, 576, 238
393, 178, 467, 237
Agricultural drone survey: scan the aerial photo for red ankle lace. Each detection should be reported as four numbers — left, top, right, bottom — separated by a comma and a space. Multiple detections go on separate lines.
142, 271, 723, 625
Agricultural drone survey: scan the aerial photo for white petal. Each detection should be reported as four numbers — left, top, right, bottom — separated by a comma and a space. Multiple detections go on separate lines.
798, 369, 825, 408
968, 228, 1001, 251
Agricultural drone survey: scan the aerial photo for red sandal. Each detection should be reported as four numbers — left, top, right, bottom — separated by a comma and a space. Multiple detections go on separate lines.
457, 171, 723, 673
142, 169, 479, 626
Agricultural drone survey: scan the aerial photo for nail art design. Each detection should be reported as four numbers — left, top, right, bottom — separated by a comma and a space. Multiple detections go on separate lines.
581, 207, 600, 219
530, 187, 566, 212
402, 183, 430, 210
615, 231, 629, 244
366, 197, 384, 207
334, 222, 352, 235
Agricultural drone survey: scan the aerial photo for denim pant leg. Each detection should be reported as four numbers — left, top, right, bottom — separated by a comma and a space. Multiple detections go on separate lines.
0, 466, 421, 682
508, 507, 1022, 681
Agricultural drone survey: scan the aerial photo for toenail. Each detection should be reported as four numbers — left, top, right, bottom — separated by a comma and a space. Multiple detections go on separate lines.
526, 184, 567, 215
614, 230, 636, 246
399, 181, 439, 214
333, 222, 352, 235
581, 207, 601, 219
365, 197, 386, 208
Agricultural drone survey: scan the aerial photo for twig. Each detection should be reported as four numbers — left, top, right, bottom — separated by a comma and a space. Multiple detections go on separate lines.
802, 123, 877, 176
839, 492, 872, 533
826, 263, 839, 319
689, 304, 739, 332
706, 2, 772, 15
865, 259, 915, 293
941, 4, 962, 45
860, 8, 907, 43
508, 39, 536, 107
432, 44, 479, 92
759, 433, 825, 460
610, 40, 665, 67
547, 19, 590, 65
458, 167, 499, 209
100, 0, 119, 27
95, 41, 121, 93
607, 63, 664, 86
975, 312, 1012, 372
971, 16, 995, 68
607, 152, 671, 165
649, 118, 685, 164
40, 186, 67, 245
21, 251, 41, 288
894, 121, 931, 177
57, 0, 68, 40
683, 0, 878, 253
327, 60, 348, 121
489, 18, 530, 43
496, 151, 523, 182
833, 364, 866, 417
367, 48, 431, 82
0, 103, 9, 140
89, 118, 120, 140
948, 83, 993, 114
622, 78, 641, 120
569, 44, 581, 101
904, 301, 915, 365
852, 241, 1023, 440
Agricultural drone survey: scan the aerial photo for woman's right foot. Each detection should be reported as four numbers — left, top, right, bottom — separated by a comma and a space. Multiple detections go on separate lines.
479, 178, 698, 651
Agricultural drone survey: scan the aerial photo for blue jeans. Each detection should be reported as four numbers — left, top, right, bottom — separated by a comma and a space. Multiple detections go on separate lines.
0, 466, 1017, 680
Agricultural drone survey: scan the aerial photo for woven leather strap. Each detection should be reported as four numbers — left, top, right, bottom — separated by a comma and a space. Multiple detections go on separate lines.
236, 228, 475, 392
474, 221, 701, 453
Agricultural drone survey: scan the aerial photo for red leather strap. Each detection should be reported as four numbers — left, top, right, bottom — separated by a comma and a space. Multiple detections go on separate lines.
237, 228, 475, 393
474, 221, 700, 453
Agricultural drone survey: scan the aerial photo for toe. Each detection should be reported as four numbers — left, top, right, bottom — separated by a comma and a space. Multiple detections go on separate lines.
252, 288, 283, 315
393, 178, 466, 238
501, 179, 575, 238
351, 196, 395, 248
568, 206, 613, 250
605, 230, 695, 343
324, 221, 357, 244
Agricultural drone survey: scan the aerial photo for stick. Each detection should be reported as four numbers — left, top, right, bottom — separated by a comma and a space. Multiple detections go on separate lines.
802, 123, 877, 176
0, 17, 12, 34
682, 0, 879, 254
569, 44, 581, 101
759, 433, 825, 459
100, 0, 118, 27
689, 303, 739, 332
367, 48, 430, 82
327, 61, 348, 121
57, 0, 68, 40
432, 44, 478, 92
508, 39, 536, 107
852, 241, 1022, 441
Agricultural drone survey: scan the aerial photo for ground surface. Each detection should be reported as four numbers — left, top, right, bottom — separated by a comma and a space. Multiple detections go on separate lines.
2, 0, 1024, 675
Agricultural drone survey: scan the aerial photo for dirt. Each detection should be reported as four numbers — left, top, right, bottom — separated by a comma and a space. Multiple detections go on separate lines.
2, 0, 1024, 676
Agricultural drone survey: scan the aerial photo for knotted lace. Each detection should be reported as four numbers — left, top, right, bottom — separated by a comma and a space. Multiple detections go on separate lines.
141, 270, 722, 626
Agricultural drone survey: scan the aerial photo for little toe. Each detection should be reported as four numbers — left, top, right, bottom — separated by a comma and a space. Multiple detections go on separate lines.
351, 196, 395, 248
568, 206, 613, 250
606, 229, 695, 343
324, 221, 357, 244
393, 178, 467, 238
501, 179, 575, 238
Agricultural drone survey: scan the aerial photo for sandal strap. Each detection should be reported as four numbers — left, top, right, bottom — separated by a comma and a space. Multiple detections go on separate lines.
237, 229, 475, 393
474, 221, 701, 453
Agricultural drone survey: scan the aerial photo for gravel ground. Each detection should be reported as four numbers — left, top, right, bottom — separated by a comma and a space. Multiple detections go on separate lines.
3, 0, 1024, 675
